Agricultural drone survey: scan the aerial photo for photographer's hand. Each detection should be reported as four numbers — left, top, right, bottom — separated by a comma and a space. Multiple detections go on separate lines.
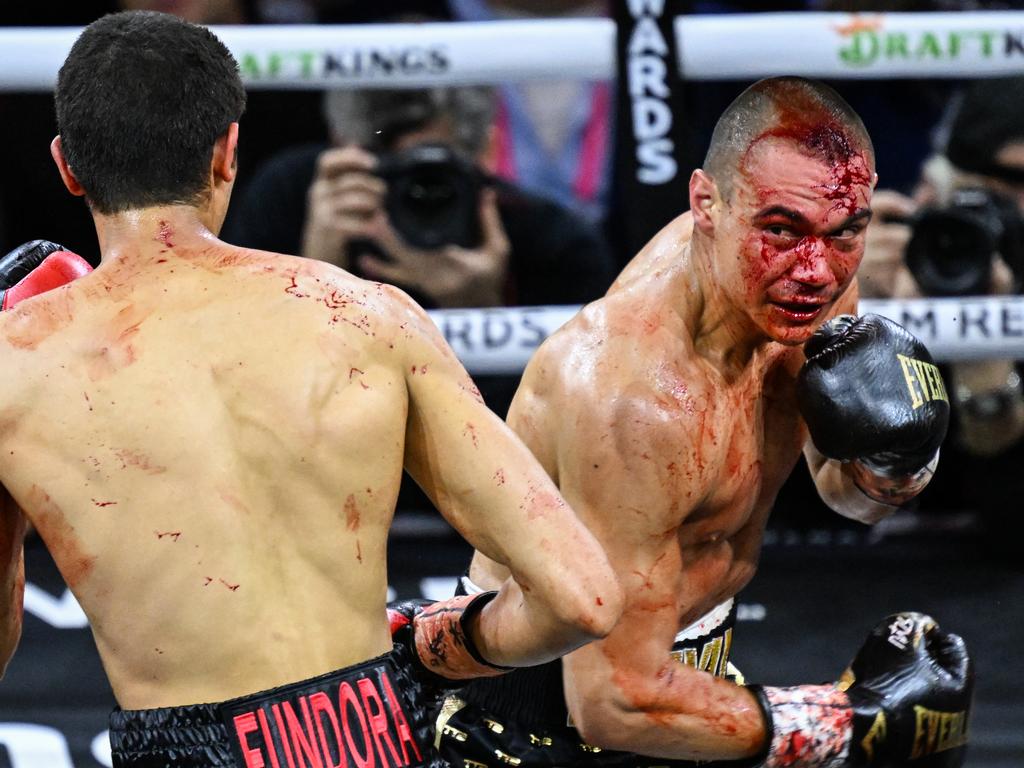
358, 189, 511, 308
860, 190, 919, 299
301, 145, 387, 268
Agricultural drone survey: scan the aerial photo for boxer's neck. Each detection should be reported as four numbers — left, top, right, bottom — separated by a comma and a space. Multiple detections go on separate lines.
92, 205, 223, 265
685, 235, 770, 378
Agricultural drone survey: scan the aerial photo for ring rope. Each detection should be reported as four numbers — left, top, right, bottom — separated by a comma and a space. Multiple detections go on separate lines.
428, 296, 1024, 375
3, 12, 1024, 91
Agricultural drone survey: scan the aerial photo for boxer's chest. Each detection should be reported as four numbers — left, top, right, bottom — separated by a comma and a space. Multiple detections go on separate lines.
664, 371, 799, 534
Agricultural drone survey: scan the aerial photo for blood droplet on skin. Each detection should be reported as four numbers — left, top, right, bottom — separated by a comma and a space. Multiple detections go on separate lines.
493, 468, 506, 486
463, 422, 479, 449
155, 530, 181, 541
344, 494, 360, 531
356, 540, 363, 564
219, 579, 240, 592
91, 499, 117, 507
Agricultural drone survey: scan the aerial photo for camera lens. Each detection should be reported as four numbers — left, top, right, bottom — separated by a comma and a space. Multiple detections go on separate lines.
905, 193, 1002, 297
379, 145, 483, 250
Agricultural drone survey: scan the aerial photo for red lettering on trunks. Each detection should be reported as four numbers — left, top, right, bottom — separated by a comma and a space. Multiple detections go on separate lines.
258, 708, 283, 768
234, 712, 265, 768
380, 673, 422, 764
339, 681, 375, 768
310, 691, 347, 768
358, 678, 402, 767
273, 704, 299, 768
283, 698, 324, 768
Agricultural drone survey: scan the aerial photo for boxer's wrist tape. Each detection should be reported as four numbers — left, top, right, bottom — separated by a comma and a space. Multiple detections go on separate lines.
412, 591, 511, 681
851, 450, 939, 507
750, 684, 853, 768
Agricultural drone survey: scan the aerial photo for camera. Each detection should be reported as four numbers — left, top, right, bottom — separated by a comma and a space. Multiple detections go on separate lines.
375, 143, 488, 250
904, 187, 1024, 296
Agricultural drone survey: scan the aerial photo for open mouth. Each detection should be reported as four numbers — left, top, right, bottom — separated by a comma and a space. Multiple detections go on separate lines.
769, 300, 826, 322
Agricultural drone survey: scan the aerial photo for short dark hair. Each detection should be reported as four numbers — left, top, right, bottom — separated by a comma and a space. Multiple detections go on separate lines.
55, 11, 247, 214
704, 77, 873, 198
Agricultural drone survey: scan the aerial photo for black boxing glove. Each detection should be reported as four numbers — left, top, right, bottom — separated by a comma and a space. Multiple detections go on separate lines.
797, 314, 949, 505
750, 612, 973, 767
387, 592, 510, 689
0, 239, 92, 309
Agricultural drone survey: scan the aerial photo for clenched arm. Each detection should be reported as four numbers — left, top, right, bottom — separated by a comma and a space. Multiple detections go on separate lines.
512, 348, 768, 761
393, 289, 622, 668
0, 486, 26, 677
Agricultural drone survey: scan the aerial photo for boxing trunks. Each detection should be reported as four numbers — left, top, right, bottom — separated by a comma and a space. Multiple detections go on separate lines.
110, 643, 445, 768
437, 576, 741, 768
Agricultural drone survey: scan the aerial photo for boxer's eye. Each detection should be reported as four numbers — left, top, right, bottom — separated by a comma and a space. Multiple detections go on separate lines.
763, 224, 798, 241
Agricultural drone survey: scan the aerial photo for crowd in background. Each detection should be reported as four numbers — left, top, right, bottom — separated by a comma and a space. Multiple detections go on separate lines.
2, 0, 1023, 557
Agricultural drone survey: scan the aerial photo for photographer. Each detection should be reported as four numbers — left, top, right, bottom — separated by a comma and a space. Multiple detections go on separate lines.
859, 77, 1024, 541
223, 85, 616, 311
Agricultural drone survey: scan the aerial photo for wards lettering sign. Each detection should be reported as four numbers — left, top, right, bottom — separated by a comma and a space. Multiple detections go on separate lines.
834, 17, 1024, 69
239, 46, 450, 82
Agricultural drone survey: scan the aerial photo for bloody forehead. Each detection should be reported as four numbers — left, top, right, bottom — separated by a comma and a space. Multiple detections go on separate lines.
739, 101, 872, 214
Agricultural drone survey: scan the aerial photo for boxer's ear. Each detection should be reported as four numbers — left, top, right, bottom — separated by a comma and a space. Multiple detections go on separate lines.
689, 169, 718, 234
212, 122, 239, 183
50, 136, 86, 197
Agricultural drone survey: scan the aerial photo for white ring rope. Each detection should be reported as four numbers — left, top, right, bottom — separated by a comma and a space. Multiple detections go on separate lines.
4, 12, 1024, 91
428, 297, 1024, 375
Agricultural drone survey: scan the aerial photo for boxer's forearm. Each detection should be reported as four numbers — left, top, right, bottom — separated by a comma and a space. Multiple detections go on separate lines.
805, 442, 899, 524
565, 650, 767, 760
468, 576, 611, 668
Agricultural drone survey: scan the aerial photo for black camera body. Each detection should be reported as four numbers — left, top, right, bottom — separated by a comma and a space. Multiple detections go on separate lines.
904, 187, 1024, 296
375, 143, 487, 250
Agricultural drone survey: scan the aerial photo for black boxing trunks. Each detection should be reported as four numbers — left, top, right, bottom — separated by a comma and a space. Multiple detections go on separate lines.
437, 576, 741, 768
110, 644, 445, 768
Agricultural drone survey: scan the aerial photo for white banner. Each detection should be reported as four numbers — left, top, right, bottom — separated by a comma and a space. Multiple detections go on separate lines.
0, 20, 615, 91
4, 12, 1024, 91
428, 297, 1024, 375
675, 11, 1024, 80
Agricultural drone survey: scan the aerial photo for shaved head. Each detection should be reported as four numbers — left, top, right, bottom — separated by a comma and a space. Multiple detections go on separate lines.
703, 77, 874, 199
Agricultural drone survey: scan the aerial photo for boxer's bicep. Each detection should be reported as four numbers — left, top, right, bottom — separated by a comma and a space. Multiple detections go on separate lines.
0, 485, 27, 675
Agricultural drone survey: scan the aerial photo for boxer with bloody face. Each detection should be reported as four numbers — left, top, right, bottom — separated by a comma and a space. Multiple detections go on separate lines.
441, 78, 969, 768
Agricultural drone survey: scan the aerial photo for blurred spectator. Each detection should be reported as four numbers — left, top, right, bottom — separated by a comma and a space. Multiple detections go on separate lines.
858, 77, 1024, 550
448, 0, 613, 226
224, 85, 616, 312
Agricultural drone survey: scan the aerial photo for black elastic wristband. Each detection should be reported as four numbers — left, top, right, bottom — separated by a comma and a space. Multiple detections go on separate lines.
458, 590, 513, 671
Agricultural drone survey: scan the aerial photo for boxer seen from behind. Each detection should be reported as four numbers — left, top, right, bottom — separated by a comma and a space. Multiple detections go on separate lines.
441, 78, 973, 768
0, 11, 624, 768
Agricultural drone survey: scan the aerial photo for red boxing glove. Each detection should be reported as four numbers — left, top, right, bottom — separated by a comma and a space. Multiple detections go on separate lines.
0, 240, 92, 310
388, 592, 510, 686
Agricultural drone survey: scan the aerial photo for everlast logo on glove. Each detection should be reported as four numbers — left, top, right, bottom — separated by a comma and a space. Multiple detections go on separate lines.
911, 705, 970, 758
220, 657, 426, 768
897, 354, 949, 410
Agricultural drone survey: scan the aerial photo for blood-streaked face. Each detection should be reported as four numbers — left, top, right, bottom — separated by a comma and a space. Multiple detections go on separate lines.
713, 135, 874, 345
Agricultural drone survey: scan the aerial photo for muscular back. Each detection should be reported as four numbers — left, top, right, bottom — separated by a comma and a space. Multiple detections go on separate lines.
0, 245, 418, 708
